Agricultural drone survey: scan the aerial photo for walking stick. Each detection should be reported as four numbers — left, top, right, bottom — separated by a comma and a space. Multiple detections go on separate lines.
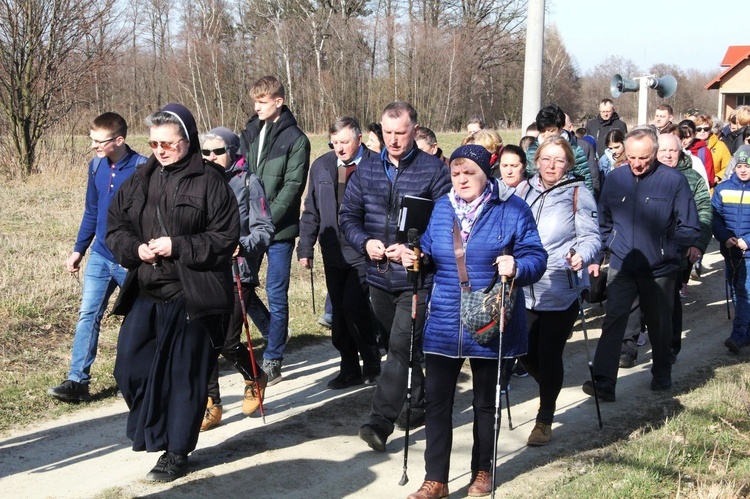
570, 249, 603, 429
491, 256, 509, 499
399, 229, 421, 487
310, 267, 317, 314
503, 361, 513, 431
232, 258, 266, 424
726, 278, 732, 320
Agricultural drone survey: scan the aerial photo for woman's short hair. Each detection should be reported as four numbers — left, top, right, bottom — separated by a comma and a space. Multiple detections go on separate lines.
694, 114, 713, 128
678, 119, 696, 140
471, 129, 503, 154
534, 135, 574, 167
366, 122, 384, 149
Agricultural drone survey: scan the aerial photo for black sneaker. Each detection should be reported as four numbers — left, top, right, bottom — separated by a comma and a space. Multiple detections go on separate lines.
395, 409, 425, 431
725, 337, 740, 354
582, 379, 616, 402
326, 373, 364, 390
47, 380, 91, 402
512, 361, 529, 378
145, 452, 188, 482
363, 373, 380, 386
261, 359, 283, 386
358, 423, 387, 452
619, 353, 637, 368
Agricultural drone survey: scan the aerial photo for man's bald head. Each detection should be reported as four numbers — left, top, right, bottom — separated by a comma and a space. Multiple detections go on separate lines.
657, 133, 681, 168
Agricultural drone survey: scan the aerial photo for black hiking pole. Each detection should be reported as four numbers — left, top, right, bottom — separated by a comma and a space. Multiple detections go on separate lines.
233, 258, 267, 424
491, 254, 510, 499
501, 359, 513, 430
310, 267, 317, 315
570, 249, 603, 429
399, 228, 421, 487
725, 278, 732, 320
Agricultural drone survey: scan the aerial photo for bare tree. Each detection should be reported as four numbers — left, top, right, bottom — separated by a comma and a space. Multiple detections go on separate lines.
0, 0, 120, 175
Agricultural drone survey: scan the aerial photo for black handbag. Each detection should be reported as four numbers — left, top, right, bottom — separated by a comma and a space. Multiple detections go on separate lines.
453, 220, 515, 345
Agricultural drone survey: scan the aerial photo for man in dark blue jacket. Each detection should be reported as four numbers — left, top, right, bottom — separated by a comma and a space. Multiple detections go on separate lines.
583, 127, 699, 400
48, 112, 147, 402
340, 101, 451, 451
297, 116, 381, 390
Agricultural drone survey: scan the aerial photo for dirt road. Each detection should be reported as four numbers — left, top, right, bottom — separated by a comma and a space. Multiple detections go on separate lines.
0, 244, 740, 498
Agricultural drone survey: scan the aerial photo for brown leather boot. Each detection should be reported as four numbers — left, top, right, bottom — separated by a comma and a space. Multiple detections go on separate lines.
242, 370, 267, 416
407, 480, 449, 499
527, 422, 552, 446
200, 397, 222, 431
468, 470, 492, 497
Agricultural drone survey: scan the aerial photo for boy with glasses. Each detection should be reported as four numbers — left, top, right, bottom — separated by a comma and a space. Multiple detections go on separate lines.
48, 113, 147, 402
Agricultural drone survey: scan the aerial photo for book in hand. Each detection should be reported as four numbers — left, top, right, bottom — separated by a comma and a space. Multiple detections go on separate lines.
396, 195, 434, 243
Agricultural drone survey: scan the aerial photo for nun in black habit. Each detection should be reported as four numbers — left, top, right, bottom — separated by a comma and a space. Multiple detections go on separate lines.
106, 103, 239, 481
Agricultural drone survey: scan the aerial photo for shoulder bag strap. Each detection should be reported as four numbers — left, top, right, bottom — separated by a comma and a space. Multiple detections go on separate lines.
452, 219, 471, 291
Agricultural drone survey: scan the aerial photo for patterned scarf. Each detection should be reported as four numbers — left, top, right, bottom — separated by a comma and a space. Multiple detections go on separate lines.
449, 181, 493, 243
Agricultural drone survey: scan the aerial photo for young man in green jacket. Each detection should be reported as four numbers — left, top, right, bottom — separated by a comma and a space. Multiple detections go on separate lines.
240, 76, 311, 385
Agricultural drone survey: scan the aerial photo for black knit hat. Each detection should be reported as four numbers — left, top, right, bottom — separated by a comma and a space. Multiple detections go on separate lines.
449, 144, 492, 177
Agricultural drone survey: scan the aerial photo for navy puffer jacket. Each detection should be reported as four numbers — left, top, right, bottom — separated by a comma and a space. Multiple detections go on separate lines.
339, 146, 451, 292
421, 179, 548, 359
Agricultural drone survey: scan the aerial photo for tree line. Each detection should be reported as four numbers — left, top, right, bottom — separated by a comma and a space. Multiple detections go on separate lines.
0, 0, 718, 176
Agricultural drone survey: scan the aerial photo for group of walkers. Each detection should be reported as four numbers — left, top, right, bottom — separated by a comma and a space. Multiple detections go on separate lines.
45, 78, 750, 496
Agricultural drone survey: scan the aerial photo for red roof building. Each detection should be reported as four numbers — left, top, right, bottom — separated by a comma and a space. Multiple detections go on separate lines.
706, 46, 750, 120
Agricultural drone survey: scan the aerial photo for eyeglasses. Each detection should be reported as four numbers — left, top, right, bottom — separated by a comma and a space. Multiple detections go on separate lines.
90, 137, 117, 146
148, 139, 185, 151
538, 156, 567, 167
695, 126, 711, 133
201, 147, 227, 156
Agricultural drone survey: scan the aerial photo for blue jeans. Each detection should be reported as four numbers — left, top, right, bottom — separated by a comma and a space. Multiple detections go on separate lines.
263, 240, 294, 361
727, 257, 750, 345
68, 251, 127, 384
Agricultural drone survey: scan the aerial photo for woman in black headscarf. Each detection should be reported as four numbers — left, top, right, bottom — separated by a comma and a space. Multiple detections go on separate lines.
106, 103, 239, 482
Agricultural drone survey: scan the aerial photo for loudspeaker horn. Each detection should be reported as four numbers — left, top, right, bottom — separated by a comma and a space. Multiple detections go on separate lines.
648, 74, 677, 99
610, 74, 639, 98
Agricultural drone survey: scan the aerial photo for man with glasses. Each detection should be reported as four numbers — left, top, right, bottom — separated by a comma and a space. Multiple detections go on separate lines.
48, 112, 147, 402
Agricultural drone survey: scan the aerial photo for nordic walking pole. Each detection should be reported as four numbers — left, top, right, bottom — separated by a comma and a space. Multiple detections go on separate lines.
491, 251, 510, 499
310, 267, 317, 314
570, 249, 602, 429
399, 228, 421, 487
726, 278, 731, 320
232, 258, 266, 424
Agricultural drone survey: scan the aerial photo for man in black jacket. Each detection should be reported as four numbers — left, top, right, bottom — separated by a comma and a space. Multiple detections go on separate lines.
297, 116, 381, 390
340, 101, 451, 452
585, 98, 628, 159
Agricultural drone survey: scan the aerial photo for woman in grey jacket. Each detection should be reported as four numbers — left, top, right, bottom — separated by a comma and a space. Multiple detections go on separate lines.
514, 136, 601, 447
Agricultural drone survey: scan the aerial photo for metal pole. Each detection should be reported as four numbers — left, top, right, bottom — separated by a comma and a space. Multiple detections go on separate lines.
521, 0, 545, 129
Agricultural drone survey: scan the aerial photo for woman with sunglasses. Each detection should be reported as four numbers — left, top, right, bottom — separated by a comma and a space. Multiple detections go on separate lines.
197, 127, 274, 431
694, 115, 731, 184
106, 103, 240, 482
678, 119, 716, 188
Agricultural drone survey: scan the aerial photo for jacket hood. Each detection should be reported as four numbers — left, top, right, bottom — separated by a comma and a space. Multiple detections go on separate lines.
676, 152, 692, 172
246, 105, 299, 134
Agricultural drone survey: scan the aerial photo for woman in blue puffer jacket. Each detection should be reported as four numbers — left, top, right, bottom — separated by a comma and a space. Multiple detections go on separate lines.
402, 145, 547, 499
514, 136, 601, 448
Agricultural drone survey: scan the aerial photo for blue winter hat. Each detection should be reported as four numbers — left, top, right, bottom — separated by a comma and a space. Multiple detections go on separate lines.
449, 144, 492, 177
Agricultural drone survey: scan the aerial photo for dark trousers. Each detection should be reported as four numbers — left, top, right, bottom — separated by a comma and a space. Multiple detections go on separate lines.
324, 263, 381, 377
423, 354, 498, 482
367, 286, 427, 436
521, 301, 579, 425
115, 295, 225, 455
207, 282, 263, 404
593, 268, 676, 384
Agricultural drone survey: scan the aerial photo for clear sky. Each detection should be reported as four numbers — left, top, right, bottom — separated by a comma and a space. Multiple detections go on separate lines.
547, 0, 750, 75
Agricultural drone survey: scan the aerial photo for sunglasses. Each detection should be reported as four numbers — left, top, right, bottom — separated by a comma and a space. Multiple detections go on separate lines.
201, 147, 227, 156
148, 139, 184, 151
695, 126, 711, 132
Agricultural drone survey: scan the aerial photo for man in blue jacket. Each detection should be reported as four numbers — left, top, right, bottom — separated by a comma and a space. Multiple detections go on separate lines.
583, 127, 699, 400
48, 112, 147, 401
340, 101, 451, 451
297, 116, 381, 390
